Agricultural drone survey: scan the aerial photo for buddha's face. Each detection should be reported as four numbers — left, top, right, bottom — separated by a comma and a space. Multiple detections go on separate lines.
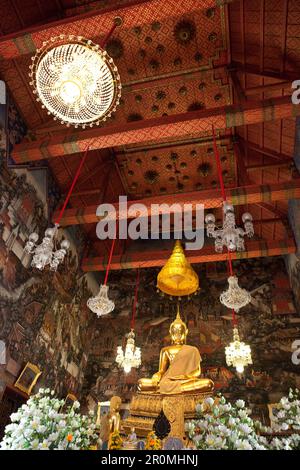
170, 323, 188, 345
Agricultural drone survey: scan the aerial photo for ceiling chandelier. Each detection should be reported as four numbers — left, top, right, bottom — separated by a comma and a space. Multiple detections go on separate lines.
205, 202, 254, 253
220, 275, 251, 312
87, 284, 115, 317
24, 223, 70, 271
225, 326, 252, 374
87, 235, 116, 317
116, 269, 141, 373
29, 35, 122, 128
116, 329, 141, 374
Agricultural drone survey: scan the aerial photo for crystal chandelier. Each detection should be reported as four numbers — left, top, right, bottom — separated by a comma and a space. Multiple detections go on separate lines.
225, 327, 252, 374
87, 284, 115, 317
220, 275, 251, 312
24, 223, 70, 271
29, 35, 121, 128
116, 329, 141, 374
205, 202, 254, 253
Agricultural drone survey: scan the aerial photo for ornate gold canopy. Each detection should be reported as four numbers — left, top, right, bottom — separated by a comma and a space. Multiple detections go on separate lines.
157, 240, 199, 296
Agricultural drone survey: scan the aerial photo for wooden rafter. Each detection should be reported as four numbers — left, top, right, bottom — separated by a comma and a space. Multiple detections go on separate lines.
82, 238, 296, 272
52, 180, 300, 226
0, 0, 237, 60
12, 95, 300, 163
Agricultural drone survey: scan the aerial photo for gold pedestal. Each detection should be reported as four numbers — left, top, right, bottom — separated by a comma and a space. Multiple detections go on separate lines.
122, 391, 212, 439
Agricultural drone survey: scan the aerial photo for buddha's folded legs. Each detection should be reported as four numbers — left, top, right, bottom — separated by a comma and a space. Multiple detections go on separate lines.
180, 378, 214, 393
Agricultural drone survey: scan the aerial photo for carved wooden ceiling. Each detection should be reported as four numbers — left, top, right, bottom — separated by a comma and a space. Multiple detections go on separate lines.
1, 0, 299, 269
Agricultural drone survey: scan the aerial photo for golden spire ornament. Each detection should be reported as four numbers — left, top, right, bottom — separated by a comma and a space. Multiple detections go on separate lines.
157, 240, 199, 296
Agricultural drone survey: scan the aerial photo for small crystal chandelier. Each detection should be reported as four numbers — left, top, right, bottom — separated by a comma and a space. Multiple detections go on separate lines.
24, 223, 70, 271
29, 35, 121, 128
205, 202, 254, 253
225, 327, 252, 374
220, 275, 251, 312
116, 329, 141, 374
87, 284, 115, 317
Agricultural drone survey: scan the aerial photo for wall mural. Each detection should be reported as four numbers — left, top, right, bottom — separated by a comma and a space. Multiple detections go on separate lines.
0, 165, 96, 399
0, 100, 97, 402
83, 257, 300, 422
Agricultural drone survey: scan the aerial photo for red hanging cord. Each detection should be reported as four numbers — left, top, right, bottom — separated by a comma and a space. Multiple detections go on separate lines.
131, 268, 140, 330
103, 222, 118, 286
100, 22, 118, 49
55, 145, 90, 225
212, 124, 227, 202
212, 125, 237, 327
227, 249, 234, 276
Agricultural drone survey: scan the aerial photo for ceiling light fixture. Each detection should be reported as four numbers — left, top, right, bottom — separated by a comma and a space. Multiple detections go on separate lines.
29, 22, 122, 128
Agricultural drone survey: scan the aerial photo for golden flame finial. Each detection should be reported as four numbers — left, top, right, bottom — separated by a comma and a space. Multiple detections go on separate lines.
157, 240, 199, 296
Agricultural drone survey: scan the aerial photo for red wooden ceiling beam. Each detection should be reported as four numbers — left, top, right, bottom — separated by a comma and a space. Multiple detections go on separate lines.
81, 238, 296, 272
53, 180, 300, 226
0, 0, 236, 60
12, 95, 300, 164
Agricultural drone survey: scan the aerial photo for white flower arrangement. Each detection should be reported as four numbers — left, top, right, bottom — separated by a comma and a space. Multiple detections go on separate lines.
186, 395, 268, 450
187, 391, 300, 451
272, 388, 300, 433
0, 388, 98, 450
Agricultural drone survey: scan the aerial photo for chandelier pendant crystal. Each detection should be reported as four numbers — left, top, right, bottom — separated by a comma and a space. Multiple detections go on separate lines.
220, 275, 251, 312
87, 284, 115, 317
205, 202, 254, 253
24, 223, 70, 271
225, 327, 252, 374
116, 329, 141, 374
29, 35, 122, 128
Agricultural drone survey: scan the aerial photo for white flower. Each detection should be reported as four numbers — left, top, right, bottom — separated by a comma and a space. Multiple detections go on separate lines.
31, 439, 39, 450
31, 418, 41, 430
204, 397, 214, 407
239, 423, 252, 434
205, 434, 215, 446
73, 401, 80, 410
57, 420, 66, 429
10, 412, 21, 422
236, 439, 252, 450
195, 403, 203, 414
48, 432, 59, 442
236, 400, 245, 409
238, 409, 248, 419
281, 422, 289, 431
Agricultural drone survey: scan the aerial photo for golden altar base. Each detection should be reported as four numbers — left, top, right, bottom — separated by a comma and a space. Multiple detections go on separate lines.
122, 391, 213, 439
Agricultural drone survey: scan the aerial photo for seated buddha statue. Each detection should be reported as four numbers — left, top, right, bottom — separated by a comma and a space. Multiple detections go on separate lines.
138, 307, 214, 395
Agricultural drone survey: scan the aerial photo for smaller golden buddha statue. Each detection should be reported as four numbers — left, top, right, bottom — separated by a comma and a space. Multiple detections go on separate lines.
108, 396, 122, 434
138, 306, 214, 395
108, 396, 122, 449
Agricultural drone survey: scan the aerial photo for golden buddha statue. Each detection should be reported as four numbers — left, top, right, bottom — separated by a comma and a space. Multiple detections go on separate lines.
138, 306, 214, 395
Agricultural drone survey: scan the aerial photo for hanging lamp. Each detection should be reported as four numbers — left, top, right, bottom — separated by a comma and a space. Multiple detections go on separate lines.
210, 125, 253, 373
29, 19, 122, 128
225, 318, 252, 374
157, 240, 199, 297
205, 126, 254, 252
24, 144, 91, 270
224, 256, 252, 373
87, 230, 116, 317
116, 269, 142, 373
